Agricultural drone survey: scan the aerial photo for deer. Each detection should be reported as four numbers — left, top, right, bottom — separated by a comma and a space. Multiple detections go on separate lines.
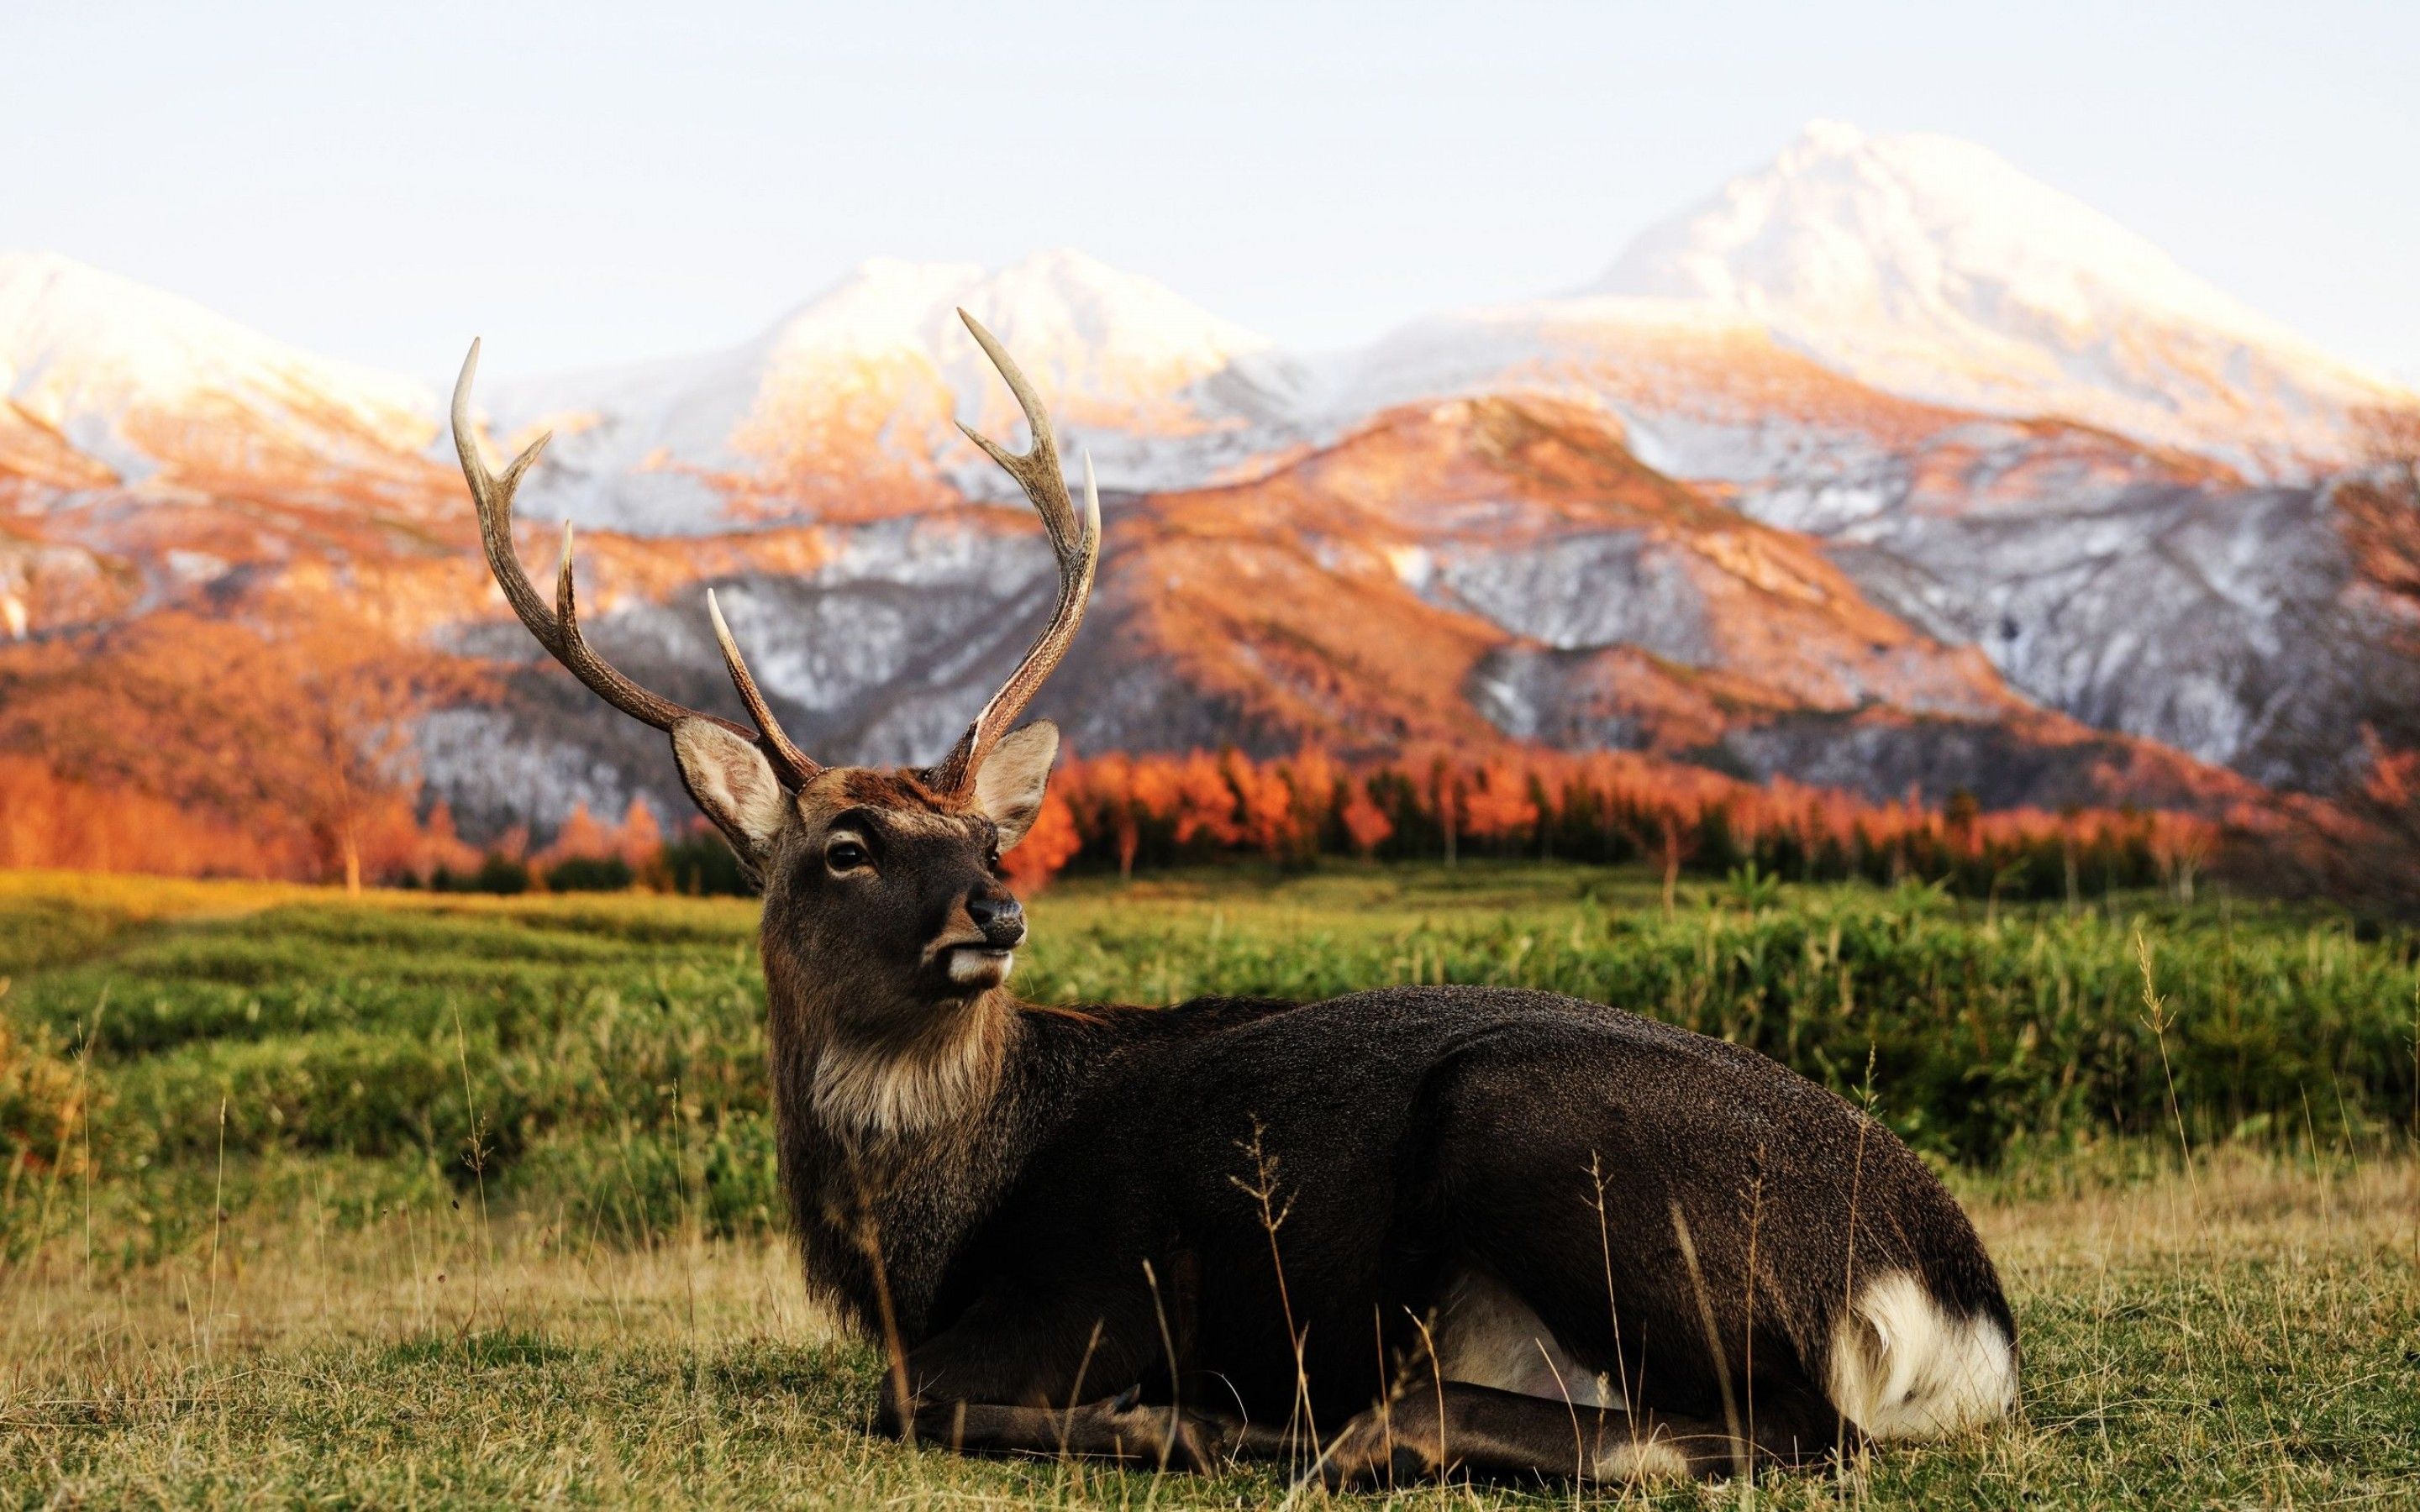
449, 314, 2018, 1488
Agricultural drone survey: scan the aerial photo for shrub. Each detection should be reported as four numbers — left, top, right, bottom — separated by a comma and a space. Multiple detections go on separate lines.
13, 868, 2419, 1262
1, 1016, 92, 1184
0, 1012, 101, 1256
658, 835, 752, 896
544, 856, 634, 893
441, 853, 532, 895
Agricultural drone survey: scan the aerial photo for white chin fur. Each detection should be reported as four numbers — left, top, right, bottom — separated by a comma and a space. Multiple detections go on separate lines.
947, 948, 1014, 987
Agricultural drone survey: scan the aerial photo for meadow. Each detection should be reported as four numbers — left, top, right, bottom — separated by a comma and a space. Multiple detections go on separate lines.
2, 863, 2416, 1507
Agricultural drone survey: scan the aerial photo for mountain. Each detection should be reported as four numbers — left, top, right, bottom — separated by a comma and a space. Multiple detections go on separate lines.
6, 116, 2412, 847
1589, 121, 2403, 475
1309, 123, 2420, 776
0, 252, 469, 648
415, 394, 2245, 836
0, 251, 441, 496
481, 250, 1307, 533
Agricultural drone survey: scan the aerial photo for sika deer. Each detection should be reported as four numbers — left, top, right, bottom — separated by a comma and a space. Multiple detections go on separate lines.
450, 315, 2018, 1486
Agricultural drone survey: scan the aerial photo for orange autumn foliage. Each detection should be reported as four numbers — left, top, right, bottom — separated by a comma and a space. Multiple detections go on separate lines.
0, 607, 487, 885
1460, 760, 1541, 843
1338, 785, 1394, 854
1001, 791, 1081, 891
1037, 746, 2219, 898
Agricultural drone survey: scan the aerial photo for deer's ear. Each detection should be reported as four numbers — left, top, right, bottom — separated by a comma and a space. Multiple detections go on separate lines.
974, 721, 1060, 849
672, 719, 788, 865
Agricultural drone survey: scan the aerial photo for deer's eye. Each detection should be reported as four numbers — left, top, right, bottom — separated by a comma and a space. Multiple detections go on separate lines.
825, 837, 871, 874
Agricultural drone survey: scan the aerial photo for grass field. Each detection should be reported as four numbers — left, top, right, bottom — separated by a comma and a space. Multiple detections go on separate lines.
3, 864, 2417, 1507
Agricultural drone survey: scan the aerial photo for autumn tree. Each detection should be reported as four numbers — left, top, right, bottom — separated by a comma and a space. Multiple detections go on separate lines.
1624, 808, 1702, 917
1125, 755, 1188, 873
1171, 752, 1241, 850
616, 798, 663, 865
1460, 760, 1540, 854
533, 802, 617, 879
1282, 748, 1344, 861
1084, 753, 1145, 879
2146, 811, 2215, 904
1228, 753, 1300, 862
1337, 779, 1394, 856
1430, 757, 1461, 866
1943, 788, 1981, 857
1002, 791, 1082, 890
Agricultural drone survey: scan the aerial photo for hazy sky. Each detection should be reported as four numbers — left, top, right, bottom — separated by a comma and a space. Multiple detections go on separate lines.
7, 1, 2416, 384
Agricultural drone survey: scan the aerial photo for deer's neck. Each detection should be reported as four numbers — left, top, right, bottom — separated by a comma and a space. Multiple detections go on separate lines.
763, 939, 1018, 1143
803, 990, 1016, 1142
762, 958, 1037, 1337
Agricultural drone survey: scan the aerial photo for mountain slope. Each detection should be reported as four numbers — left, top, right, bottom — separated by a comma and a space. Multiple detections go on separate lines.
1738, 417, 2353, 782
0, 251, 441, 495
1590, 121, 2406, 475
408, 396, 2247, 834
1322, 294, 1969, 488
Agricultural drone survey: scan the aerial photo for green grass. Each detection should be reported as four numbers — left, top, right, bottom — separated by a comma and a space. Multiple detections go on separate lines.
3, 863, 2418, 1506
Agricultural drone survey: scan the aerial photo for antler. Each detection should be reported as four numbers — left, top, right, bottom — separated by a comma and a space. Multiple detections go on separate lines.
450, 340, 821, 787
927, 311, 1102, 794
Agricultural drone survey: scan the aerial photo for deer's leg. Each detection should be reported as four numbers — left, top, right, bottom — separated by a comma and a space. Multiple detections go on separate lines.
884, 1391, 1288, 1470
871, 1266, 1292, 1471
1307, 1381, 1853, 1488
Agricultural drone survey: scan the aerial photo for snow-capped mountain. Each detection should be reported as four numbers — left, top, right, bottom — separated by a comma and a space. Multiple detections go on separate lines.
0, 251, 440, 491
8, 118, 2415, 833
459, 125, 2416, 525
481, 250, 1308, 532
1589, 121, 2402, 475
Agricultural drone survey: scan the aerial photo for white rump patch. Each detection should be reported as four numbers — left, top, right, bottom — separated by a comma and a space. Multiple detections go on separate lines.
1433, 1268, 1619, 1410
1826, 1271, 2017, 1441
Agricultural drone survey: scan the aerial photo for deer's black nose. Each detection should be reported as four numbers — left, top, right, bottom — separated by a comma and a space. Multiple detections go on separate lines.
967, 891, 1026, 948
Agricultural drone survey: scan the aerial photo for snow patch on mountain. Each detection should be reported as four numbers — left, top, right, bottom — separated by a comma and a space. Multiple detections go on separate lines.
1318, 296, 1928, 486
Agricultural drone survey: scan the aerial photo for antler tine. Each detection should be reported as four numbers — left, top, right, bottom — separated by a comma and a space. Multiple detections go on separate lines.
453, 342, 818, 780
708, 590, 819, 785
931, 308, 1102, 793
455, 339, 562, 650
952, 310, 1086, 559
545, 519, 732, 736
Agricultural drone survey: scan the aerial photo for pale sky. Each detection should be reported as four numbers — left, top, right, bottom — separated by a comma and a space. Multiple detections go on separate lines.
7, 0, 2416, 385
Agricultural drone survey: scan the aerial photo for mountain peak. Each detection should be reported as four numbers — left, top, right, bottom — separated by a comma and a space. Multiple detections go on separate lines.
760, 249, 1275, 374
1590, 123, 2406, 470
1601, 122, 2275, 334
487, 249, 1296, 530
1786, 117, 1868, 155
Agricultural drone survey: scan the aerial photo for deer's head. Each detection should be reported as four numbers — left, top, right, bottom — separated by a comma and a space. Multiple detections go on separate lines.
451, 313, 1098, 1041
